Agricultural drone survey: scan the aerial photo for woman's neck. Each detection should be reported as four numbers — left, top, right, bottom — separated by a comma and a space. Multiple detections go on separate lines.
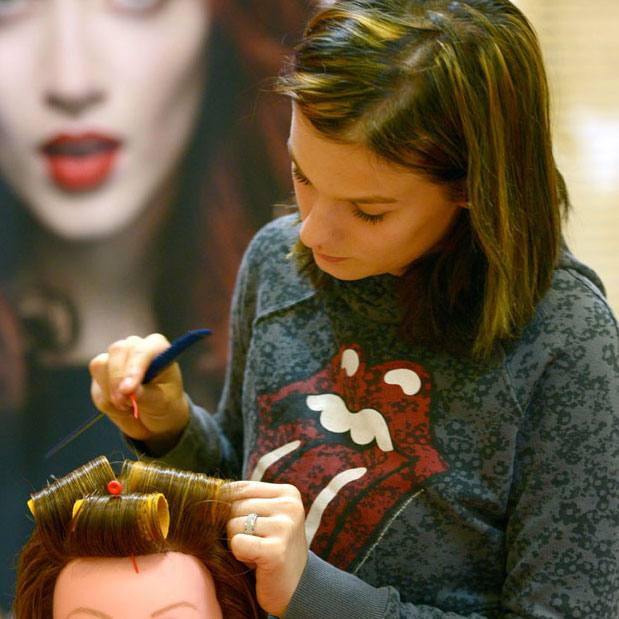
15, 187, 173, 365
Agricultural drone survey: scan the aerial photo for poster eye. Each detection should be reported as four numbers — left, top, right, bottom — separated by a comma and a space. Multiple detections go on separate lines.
0, 0, 31, 19
108, 0, 166, 13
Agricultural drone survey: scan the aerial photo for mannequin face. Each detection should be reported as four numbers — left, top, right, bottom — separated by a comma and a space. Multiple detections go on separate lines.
53, 552, 223, 619
0, 0, 210, 241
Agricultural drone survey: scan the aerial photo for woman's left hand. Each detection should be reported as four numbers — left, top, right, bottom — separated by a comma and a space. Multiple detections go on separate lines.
227, 480, 308, 618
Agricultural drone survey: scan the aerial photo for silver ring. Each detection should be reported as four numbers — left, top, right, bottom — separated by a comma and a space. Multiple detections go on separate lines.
243, 512, 259, 536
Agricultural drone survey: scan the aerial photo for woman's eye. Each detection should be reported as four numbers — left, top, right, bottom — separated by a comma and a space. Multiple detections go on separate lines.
292, 165, 312, 186
0, 0, 32, 19
352, 206, 385, 224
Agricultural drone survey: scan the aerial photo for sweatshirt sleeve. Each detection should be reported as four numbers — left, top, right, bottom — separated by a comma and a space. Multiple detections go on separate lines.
499, 277, 619, 618
128, 224, 261, 479
285, 553, 494, 618
140, 396, 239, 477
283, 275, 619, 618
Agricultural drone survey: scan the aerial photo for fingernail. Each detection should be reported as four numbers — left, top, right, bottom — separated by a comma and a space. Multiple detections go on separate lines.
120, 377, 134, 391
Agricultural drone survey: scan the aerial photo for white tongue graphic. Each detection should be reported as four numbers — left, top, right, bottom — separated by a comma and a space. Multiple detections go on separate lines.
250, 441, 301, 481
306, 394, 394, 452
248, 347, 424, 547
305, 467, 367, 546
248, 443, 367, 546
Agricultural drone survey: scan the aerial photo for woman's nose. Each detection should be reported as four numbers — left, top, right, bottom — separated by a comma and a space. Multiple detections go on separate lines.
299, 198, 344, 249
43, 0, 104, 116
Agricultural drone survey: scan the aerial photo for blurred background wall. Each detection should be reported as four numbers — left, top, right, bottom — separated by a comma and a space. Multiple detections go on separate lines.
515, 0, 619, 312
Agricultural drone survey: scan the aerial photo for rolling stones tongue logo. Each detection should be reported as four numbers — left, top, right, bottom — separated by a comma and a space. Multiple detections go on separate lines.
245, 344, 448, 570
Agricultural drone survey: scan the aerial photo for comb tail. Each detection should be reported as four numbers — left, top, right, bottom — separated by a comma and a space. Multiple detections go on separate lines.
44, 328, 211, 458
44, 412, 104, 458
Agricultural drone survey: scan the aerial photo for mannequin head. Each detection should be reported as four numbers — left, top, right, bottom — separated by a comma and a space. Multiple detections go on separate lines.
54, 553, 223, 619
15, 457, 263, 618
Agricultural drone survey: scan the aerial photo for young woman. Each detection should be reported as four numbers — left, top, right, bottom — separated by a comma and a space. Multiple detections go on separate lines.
15, 456, 263, 618
90, 1, 618, 616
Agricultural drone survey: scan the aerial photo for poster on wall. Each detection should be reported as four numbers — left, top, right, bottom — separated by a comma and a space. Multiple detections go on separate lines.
0, 1, 316, 610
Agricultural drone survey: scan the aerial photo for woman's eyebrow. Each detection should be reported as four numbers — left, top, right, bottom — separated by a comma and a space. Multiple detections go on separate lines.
287, 143, 398, 205
66, 608, 113, 619
151, 601, 199, 617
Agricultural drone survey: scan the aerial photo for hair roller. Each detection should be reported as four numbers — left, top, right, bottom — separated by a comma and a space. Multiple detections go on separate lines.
121, 460, 230, 534
27, 456, 114, 561
67, 493, 169, 557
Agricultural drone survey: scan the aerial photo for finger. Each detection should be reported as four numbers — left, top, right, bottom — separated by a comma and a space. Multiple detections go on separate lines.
89, 352, 109, 394
229, 530, 271, 565
228, 509, 305, 542
230, 500, 298, 523
230, 480, 302, 501
109, 335, 153, 393
89, 351, 109, 381
228, 512, 268, 538
90, 353, 141, 431
120, 333, 170, 392
89, 352, 131, 412
229, 489, 305, 524
90, 354, 112, 412
229, 532, 302, 574
104, 336, 142, 404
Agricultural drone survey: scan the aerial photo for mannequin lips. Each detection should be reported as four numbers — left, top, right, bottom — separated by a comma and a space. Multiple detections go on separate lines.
41, 133, 122, 191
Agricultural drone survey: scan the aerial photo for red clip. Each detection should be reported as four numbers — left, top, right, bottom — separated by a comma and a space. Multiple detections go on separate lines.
107, 480, 122, 497
130, 394, 139, 420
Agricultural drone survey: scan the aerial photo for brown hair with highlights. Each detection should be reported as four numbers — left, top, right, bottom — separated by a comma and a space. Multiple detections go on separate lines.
278, 0, 569, 358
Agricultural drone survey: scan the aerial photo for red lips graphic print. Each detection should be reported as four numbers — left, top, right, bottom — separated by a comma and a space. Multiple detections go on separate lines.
245, 344, 448, 570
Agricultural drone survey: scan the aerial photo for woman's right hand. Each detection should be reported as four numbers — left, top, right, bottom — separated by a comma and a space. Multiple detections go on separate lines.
89, 334, 190, 449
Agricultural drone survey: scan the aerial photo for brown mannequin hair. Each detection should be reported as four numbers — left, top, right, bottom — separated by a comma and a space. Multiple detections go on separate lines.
15, 456, 264, 618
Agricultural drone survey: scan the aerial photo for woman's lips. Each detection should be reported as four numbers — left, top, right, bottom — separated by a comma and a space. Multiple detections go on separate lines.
314, 251, 347, 263
40, 133, 122, 191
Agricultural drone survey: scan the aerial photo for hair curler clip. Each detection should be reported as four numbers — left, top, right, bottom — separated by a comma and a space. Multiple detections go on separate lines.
107, 480, 122, 497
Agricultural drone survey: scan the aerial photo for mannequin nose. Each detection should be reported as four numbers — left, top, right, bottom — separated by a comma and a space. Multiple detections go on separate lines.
44, 1, 104, 116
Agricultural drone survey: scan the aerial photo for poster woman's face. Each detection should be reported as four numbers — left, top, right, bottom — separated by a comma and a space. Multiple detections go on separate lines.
0, 0, 210, 240
53, 552, 223, 618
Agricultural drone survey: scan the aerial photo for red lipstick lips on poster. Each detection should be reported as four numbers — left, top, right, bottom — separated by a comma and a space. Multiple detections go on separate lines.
41, 133, 122, 191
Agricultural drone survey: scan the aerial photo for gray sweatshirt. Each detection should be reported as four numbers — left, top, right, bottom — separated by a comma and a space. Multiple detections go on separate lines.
156, 214, 618, 618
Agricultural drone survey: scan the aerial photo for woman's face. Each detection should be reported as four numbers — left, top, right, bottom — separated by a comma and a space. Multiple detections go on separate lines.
290, 105, 464, 280
0, 0, 210, 240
